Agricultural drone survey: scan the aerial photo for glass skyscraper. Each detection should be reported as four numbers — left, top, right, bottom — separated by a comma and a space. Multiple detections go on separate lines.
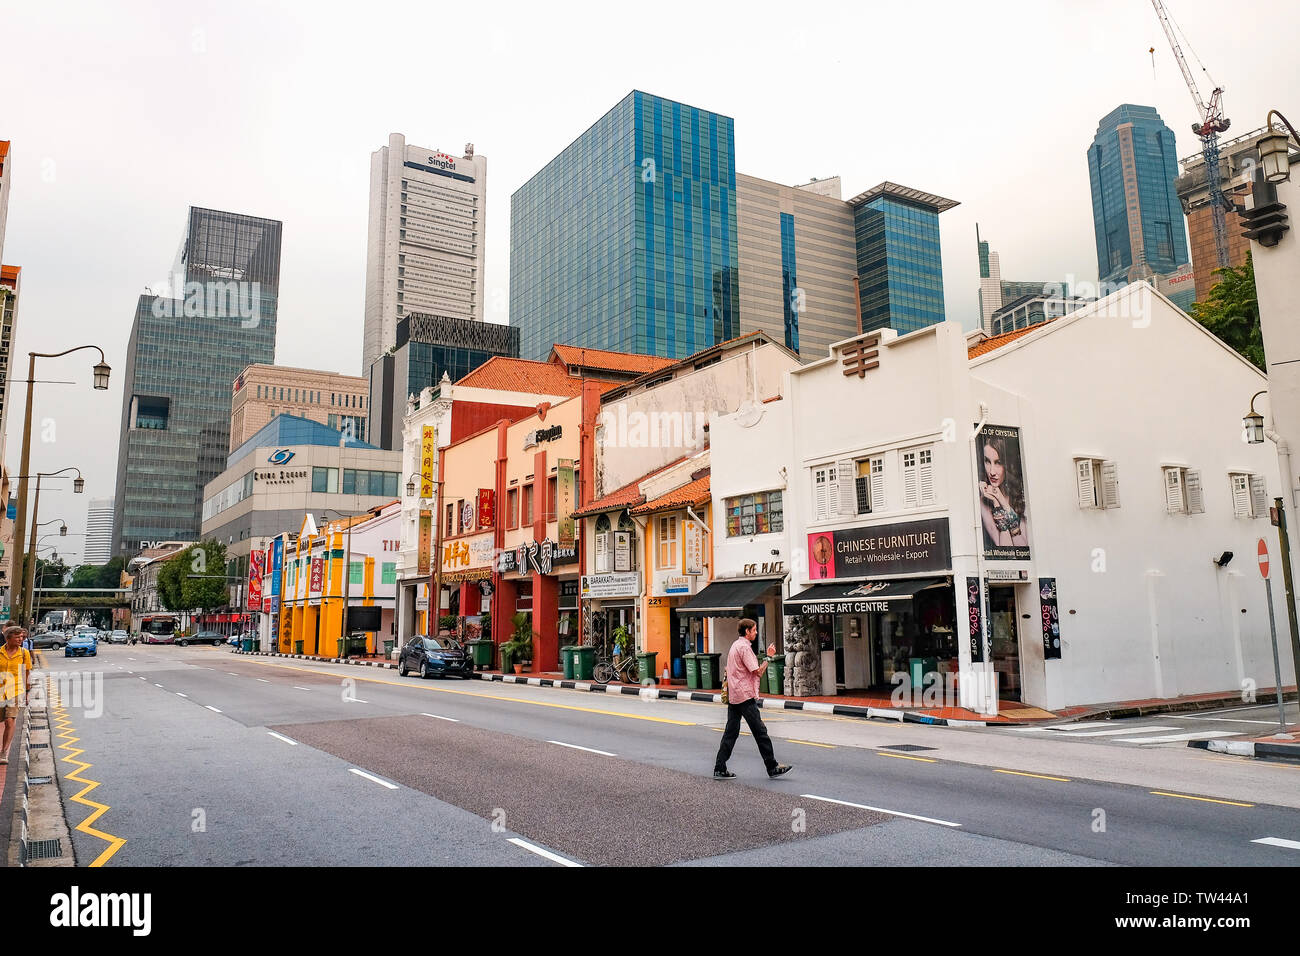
850, 183, 957, 335
113, 207, 282, 555
1088, 104, 1190, 287
510, 91, 739, 360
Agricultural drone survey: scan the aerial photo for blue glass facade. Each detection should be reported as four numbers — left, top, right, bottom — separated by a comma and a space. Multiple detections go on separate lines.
511, 91, 739, 360
1088, 104, 1189, 285
854, 197, 946, 334
779, 212, 799, 352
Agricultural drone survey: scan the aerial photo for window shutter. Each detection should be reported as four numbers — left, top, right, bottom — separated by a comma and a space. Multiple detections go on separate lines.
1100, 460, 1120, 509
1076, 460, 1096, 509
903, 452, 919, 507
1250, 475, 1269, 518
837, 459, 857, 515
870, 457, 886, 511
1231, 474, 1251, 518
918, 449, 934, 504
813, 468, 828, 521
1164, 468, 1185, 513
595, 532, 609, 573
1186, 469, 1205, 514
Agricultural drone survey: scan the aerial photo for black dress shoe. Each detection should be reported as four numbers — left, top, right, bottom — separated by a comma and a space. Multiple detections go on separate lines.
768, 765, 793, 778
713, 769, 737, 779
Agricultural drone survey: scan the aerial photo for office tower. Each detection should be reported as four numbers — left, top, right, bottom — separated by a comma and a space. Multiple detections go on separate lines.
1088, 105, 1190, 289
850, 182, 958, 335
84, 498, 114, 565
976, 226, 1072, 334
736, 174, 860, 357
367, 312, 519, 450
511, 91, 740, 361
230, 365, 369, 449
362, 135, 487, 373
113, 207, 282, 555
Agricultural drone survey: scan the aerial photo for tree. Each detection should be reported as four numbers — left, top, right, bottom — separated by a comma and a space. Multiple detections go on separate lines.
1191, 252, 1264, 371
35, 556, 69, 590
182, 540, 229, 613
156, 552, 187, 612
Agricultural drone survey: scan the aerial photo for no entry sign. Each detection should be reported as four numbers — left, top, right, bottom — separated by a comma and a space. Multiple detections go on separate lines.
1258, 538, 1270, 579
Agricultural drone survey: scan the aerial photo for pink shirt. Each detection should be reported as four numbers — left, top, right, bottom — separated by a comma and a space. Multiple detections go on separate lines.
726, 637, 762, 704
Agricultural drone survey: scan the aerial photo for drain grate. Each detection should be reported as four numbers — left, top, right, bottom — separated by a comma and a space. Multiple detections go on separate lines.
26, 838, 63, 861
881, 744, 937, 752
28, 743, 49, 748
26, 776, 53, 785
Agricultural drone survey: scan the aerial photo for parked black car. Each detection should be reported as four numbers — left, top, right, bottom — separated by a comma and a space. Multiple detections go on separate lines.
398, 636, 472, 680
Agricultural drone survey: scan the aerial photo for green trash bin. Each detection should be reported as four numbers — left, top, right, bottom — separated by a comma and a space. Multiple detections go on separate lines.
767, 654, 786, 695
500, 645, 514, 674
384, 639, 394, 658
909, 656, 938, 694
242, 638, 255, 653
469, 639, 493, 670
636, 651, 658, 684
293, 640, 303, 655
572, 645, 595, 681
705, 652, 726, 690
560, 646, 576, 680
684, 653, 700, 690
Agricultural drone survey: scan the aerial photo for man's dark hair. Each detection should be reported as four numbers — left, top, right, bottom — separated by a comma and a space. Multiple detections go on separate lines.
737, 618, 757, 637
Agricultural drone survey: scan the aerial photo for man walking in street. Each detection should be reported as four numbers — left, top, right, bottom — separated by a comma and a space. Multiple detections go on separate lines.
0, 626, 33, 765
713, 618, 791, 780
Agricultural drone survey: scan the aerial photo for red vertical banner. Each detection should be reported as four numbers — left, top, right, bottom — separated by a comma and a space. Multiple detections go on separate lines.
478, 488, 494, 529
247, 550, 265, 610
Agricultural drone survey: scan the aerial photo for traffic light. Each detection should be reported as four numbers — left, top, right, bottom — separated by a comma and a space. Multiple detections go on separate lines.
1242, 179, 1290, 247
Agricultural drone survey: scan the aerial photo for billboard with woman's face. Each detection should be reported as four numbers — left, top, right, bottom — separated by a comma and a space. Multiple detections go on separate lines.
977, 425, 1030, 560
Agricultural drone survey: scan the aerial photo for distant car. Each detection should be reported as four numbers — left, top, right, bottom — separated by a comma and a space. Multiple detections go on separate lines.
398, 636, 472, 680
65, 633, 97, 658
108, 630, 129, 644
176, 630, 227, 647
227, 635, 240, 649
32, 631, 66, 650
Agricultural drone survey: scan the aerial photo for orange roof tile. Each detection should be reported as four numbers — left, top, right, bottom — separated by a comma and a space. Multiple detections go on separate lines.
572, 455, 693, 517
630, 473, 711, 515
0, 264, 20, 285
549, 344, 677, 375
0, 141, 8, 161
967, 320, 1055, 359
455, 357, 619, 396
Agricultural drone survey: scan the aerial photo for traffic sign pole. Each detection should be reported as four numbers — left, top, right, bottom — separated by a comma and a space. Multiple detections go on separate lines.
1260, 538, 1287, 733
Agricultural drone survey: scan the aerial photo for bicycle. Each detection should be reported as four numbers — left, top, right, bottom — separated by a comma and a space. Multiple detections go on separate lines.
592, 653, 640, 685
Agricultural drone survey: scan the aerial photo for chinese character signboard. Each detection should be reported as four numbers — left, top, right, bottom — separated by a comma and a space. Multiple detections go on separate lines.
477, 488, 494, 529
421, 426, 436, 499
418, 509, 432, 575
683, 520, 703, 575
556, 459, 576, 547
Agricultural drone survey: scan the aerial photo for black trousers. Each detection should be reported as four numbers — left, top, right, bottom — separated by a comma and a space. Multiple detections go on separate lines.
713, 698, 778, 774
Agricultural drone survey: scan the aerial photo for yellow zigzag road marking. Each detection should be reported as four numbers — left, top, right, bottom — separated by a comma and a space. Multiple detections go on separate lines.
50, 677, 125, 867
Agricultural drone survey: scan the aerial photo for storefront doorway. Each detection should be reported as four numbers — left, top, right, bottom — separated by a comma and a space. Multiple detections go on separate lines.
988, 585, 1022, 702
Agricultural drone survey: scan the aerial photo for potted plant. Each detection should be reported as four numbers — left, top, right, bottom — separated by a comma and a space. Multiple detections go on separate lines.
437, 614, 457, 637
502, 612, 533, 674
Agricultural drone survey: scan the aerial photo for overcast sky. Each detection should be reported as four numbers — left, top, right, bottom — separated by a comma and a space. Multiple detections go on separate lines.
4, 0, 1299, 554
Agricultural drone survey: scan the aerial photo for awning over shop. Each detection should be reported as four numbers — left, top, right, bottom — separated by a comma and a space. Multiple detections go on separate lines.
784, 577, 946, 615
675, 577, 783, 617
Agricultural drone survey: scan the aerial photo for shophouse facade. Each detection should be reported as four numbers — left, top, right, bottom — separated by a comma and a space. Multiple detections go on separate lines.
764, 283, 1288, 712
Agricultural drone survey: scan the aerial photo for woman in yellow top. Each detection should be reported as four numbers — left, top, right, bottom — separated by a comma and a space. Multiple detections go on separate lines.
0, 626, 33, 765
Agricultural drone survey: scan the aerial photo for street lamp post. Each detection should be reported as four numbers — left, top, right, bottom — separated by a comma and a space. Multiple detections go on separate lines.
10, 345, 109, 626
404, 472, 442, 636
19, 469, 84, 627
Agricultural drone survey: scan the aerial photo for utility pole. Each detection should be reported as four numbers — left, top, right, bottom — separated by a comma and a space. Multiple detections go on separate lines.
1274, 498, 1300, 722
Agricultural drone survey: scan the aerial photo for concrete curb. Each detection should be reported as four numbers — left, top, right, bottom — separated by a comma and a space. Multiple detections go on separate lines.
1189, 737, 1300, 761
234, 650, 990, 726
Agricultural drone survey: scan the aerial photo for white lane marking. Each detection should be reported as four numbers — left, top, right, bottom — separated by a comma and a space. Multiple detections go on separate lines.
176, 693, 188, 698
344, 698, 370, 704
128, 658, 135, 661
154, 683, 164, 688
1020, 725, 1183, 738
349, 768, 398, 790
1177, 716, 1287, 725
293, 686, 311, 691
205, 705, 222, 713
547, 740, 615, 756
507, 837, 582, 867
227, 672, 239, 677
1253, 837, 1300, 850
801, 793, 962, 828
138, 676, 146, 680
124, 670, 132, 674
1112, 731, 1242, 744
421, 713, 459, 722
256, 678, 271, 683
267, 732, 298, 746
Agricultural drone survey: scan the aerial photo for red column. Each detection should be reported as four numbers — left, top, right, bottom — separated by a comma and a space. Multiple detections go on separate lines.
532, 570, 559, 672
458, 580, 477, 618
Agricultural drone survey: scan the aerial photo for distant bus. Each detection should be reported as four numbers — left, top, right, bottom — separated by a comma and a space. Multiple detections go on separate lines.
140, 614, 179, 644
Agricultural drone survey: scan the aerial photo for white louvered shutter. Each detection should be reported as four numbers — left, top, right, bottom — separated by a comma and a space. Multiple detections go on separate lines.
1164, 467, 1185, 513
918, 448, 935, 504
837, 459, 857, 515
1100, 460, 1120, 509
1250, 475, 1269, 518
1231, 474, 1251, 518
813, 467, 828, 520
903, 451, 919, 507
1186, 469, 1205, 514
595, 532, 609, 572
870, 457, 886, 511
1076, 460, 1095, 509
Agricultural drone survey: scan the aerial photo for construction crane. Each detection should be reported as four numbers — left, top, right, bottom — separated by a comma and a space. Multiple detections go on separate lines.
1150, 0, 1232, 268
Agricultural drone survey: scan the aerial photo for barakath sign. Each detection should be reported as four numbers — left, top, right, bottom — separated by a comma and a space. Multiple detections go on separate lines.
807, 517, 951, 579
